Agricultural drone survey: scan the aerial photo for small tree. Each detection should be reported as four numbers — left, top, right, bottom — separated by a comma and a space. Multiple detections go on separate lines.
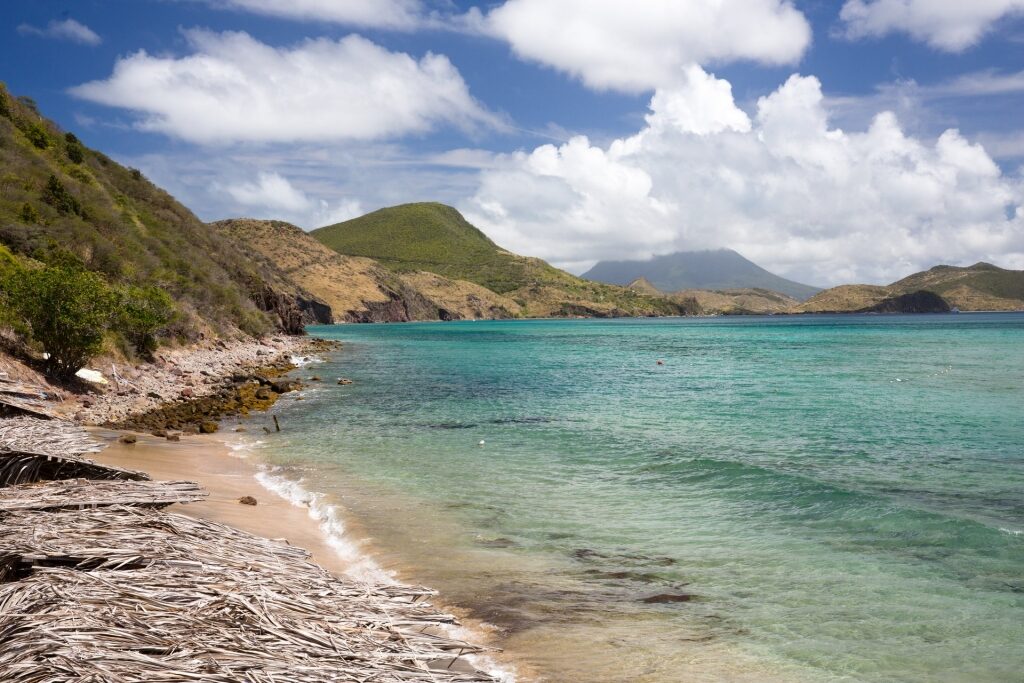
115, 284, 174, 356
41, 174, 81, 215
66, 140, 84, 164
9, 266, 116, 379
19, 202, 39, 224
25, 123, 49, 149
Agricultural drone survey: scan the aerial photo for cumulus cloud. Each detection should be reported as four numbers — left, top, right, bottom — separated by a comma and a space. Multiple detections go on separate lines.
17, 18, 102, 46
70, 30, 496, 144
205, 0, 424, 30
462, 67, 1024, 285
840, 0, 1024, 51
484, 0, 811, 92
223, 172, 363, 228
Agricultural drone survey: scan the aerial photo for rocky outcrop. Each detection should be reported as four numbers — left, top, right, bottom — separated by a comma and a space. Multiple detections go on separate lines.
858, 290, 950, 313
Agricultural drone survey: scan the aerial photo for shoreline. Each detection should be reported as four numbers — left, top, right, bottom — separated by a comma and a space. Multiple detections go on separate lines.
88, 426, 518, 682
0, 335, 510, 682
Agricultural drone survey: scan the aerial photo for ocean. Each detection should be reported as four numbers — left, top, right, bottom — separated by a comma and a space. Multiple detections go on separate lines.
246, 314, 1024, 682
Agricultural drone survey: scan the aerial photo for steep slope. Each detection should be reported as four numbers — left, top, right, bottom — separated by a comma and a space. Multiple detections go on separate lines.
213, 219, 520, 322
313, 203, 696, 318
799, 263, 1024, 313
0, 84, 309, 338
583, 249, 821, 301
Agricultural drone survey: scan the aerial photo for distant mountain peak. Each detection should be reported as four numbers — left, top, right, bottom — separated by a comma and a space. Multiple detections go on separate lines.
582, 249, 821, 301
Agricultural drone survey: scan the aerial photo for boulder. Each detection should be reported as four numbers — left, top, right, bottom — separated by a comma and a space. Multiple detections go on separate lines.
199, 421, 218, 434
255, 387, 273, 400
337, 378, 353, 385
239, 495, 258, 506
118, 434, 137, 445
165, 431, 181, 442
180, 388, 194, 398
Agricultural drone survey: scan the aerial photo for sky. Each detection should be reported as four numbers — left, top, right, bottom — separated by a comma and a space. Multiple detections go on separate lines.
4, 0, 1024, 286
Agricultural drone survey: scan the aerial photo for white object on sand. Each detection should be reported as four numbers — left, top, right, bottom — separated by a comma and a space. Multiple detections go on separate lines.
75, 368, 108, 385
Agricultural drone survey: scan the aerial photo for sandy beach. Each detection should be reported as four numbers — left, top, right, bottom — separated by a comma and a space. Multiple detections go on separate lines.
89, 429, 357, 577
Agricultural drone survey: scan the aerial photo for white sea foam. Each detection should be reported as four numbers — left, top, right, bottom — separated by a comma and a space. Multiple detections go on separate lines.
999, 527, 1022, 536
290, 354, 322, 367
251, 463, 516, 682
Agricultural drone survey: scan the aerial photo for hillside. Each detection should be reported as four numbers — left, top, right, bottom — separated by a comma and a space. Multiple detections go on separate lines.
799, 263, 1024, 313
312, 203, 696, 318
672, 288, 800, 315
0, 84, 313, 339
213, 219, 521, 322
583, 249, 821, 301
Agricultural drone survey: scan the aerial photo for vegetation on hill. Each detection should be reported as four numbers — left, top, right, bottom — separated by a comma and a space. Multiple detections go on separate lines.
582, 249, 821, 301
214, 218, 521, 322
799, 263, 1024, 313
0, 83, 308, 355
312, 202, 697, 318
671, 288, 799, 315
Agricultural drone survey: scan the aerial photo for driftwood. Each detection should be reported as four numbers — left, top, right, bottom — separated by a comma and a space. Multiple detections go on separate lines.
0, 506, 498, 682
0, 478, 206, 512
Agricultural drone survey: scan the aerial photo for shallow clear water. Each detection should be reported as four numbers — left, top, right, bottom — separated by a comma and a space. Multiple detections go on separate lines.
256, 314, 1024, 682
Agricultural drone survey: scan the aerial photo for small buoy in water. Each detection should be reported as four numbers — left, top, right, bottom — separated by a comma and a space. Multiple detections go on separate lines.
479, 440, 486, 446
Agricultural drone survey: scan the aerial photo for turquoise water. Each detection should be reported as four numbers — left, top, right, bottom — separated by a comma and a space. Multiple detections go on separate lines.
256, 315, 1024, 682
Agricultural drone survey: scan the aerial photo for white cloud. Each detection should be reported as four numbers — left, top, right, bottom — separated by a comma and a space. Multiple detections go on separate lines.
207, 0, 424, 30
223, 171, 363, 228
70, 30, 496, 144
463, 67, 1024, 285
17, 18, 102, 46
840, 0, 1024, 51
484, 0, 811, 92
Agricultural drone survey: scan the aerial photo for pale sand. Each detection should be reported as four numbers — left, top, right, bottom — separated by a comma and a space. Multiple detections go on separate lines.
88, 429, 354, 577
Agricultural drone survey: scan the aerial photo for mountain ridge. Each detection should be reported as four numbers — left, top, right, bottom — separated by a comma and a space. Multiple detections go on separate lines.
583, 249, 821, 301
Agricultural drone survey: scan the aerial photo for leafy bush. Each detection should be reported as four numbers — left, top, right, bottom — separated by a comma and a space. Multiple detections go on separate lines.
66, 140, 84, 164
0, 85, 10, 119
116, 284, 174, 356
41, 174, 81, 215
6, 266, 117, 379
25, 123, 49, 150
19, 202, 39, 224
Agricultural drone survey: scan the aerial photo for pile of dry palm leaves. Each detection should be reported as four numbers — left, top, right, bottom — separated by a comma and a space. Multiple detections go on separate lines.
0, 417, 500, 682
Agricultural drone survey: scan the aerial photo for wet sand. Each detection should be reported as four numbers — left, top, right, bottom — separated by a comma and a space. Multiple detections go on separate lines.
89, 429, 356, 578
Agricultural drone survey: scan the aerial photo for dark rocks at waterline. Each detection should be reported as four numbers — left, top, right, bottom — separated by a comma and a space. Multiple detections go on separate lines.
239, 495, 258, 506
118, 434, 137, 445
108, 366, 300, 436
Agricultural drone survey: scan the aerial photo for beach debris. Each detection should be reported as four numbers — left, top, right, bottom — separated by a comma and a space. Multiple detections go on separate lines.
118, 434, 137, 444
239, 495, 258, 505
640, 592, 695, 604
309, 376, 322, 381
0, 478, 206, 512
0, 505, 500, 681
0, 376, 58, 420
656, 359, 664, 365
479, 440, 486, 446
165, 431, 181, 441
273, 415, 281, 432
234, 426, 246, 432
75, 367, 108, 385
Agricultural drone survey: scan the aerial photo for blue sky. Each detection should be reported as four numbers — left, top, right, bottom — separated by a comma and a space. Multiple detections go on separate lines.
5, 0, 1024, 285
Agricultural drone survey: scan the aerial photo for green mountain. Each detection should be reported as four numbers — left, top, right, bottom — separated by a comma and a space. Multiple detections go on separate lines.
312, 202, 697, 318
582, 249, 821, 301
800, 262, 1024, 313
0, 84, 322, 340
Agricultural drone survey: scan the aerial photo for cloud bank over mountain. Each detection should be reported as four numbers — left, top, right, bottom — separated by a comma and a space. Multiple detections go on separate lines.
464, 67, 1023, 284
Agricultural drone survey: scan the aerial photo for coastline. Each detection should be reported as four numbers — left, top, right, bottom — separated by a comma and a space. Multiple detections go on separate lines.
0, 335, 509, 682
88, 426, 518, 682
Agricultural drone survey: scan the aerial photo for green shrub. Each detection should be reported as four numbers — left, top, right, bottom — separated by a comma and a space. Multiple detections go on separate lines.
115, 284, 174, 356
66, 141, 84, 164
64, 132, 79, 144
19, 202, 39, 224
41, 174, 81, 215
25, 123, 49, 149
67, 166, 91, 184
0, 84, 10, 119
6, 266, 116, 379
